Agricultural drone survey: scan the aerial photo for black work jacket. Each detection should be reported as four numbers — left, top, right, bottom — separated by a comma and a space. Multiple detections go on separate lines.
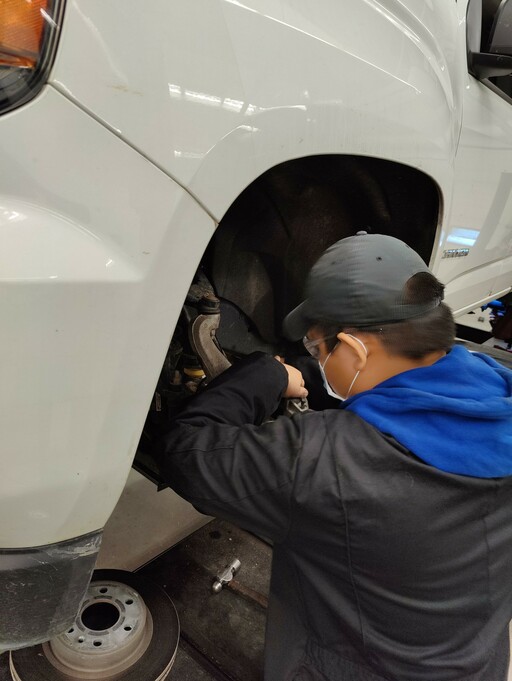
158, 353, 512, 681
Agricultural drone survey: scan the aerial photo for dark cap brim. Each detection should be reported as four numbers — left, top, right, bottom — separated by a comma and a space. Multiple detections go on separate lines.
282, 300, 311, 341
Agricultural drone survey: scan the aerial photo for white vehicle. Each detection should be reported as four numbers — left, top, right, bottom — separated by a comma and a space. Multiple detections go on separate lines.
1, 0, 512, 653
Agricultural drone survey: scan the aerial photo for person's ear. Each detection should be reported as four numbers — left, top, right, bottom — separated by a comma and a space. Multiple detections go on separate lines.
337, 332, 368, 370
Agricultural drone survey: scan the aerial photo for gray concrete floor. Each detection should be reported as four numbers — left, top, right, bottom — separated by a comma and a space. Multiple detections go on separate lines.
139, 519, 270, 681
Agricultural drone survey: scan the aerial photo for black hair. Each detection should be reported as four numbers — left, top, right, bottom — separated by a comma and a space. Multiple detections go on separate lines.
311, 272, 455, 359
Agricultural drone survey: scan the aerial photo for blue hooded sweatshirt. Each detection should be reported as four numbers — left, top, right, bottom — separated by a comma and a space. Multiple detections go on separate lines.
343, 345, 512, 478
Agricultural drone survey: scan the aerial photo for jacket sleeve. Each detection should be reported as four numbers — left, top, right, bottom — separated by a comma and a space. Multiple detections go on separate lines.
156, 353, 304, 542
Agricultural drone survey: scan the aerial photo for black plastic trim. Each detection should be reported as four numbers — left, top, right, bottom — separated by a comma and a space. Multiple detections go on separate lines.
0, 530, 102, 651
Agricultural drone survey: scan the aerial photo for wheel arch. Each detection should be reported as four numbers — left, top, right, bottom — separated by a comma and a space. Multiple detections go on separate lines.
205, 154, 442, 343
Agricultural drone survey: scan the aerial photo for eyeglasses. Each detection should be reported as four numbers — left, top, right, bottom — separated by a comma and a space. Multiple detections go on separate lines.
303, 335, 337, 359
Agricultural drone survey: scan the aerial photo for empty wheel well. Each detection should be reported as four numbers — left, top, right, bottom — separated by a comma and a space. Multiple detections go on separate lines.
205, 154, 441, 343
134, 155, 441, 484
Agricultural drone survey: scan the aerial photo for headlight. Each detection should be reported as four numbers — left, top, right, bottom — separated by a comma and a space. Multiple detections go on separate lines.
0, 0, 64, 115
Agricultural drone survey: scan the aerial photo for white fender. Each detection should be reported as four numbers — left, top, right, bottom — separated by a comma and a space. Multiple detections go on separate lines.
0, 87, 214, 547
50, 0, 461, 219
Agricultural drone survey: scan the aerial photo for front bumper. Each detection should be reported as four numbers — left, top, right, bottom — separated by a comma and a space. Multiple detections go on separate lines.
0, 531, 102, 651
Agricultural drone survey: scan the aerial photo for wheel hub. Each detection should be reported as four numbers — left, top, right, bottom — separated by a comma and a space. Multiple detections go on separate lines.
43, 580, 153, 678
10, 569, 179, 681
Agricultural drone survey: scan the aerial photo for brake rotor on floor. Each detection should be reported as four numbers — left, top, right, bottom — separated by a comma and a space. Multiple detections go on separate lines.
10, 569, 179, 681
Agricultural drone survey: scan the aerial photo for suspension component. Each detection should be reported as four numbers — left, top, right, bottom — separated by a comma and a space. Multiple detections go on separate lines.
189, 293, 232, 382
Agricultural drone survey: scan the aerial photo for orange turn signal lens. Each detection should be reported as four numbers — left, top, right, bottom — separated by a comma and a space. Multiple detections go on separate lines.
0, 0, 62, 115
0, 0, 50, 68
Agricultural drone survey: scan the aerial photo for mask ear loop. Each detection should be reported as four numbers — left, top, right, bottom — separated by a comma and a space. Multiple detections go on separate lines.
318, 343, 345, 401
345, 370, 360, 399
344, 335, 368, 399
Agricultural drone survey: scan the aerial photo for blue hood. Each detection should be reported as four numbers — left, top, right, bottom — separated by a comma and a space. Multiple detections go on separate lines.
343, 345, 512, 478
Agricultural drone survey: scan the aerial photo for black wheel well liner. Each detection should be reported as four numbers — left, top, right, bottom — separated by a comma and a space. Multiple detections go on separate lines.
205, 154, 441, 343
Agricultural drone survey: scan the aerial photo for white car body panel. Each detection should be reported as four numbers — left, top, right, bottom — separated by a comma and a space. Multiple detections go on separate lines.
50, 0, 459, 217
0, 87, 214, 547
434, 3, 512, 310
49, 0, 512, 314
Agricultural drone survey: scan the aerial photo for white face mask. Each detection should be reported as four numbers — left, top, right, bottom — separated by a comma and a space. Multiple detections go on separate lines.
319, 335, 368, 402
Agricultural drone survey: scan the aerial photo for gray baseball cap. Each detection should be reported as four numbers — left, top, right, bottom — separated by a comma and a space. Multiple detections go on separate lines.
283, 232, 441, 340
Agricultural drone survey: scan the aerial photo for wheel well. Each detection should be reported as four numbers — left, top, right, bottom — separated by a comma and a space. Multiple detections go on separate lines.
134, 155, 441, 483
205, 155, 441, 343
